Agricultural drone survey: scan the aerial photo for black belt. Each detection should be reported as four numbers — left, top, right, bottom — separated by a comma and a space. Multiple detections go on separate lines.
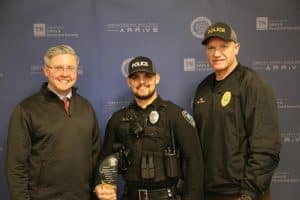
125, 186, 177, 200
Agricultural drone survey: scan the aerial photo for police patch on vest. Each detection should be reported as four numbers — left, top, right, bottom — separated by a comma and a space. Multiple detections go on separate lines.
221, 91, 231, 107
182, 110, 196, 128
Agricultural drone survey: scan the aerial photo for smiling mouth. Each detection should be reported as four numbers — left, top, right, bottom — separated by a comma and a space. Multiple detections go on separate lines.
59, 78, 70, 82
137, 84, 149, 89
214, 59, 224, 62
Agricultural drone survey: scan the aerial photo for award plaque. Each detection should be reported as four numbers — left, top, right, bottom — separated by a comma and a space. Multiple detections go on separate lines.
98, 154, 119, 185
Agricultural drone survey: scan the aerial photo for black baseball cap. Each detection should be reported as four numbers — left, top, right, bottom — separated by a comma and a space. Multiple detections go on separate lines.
128, 56, 156, 77
202, 22, 238, 45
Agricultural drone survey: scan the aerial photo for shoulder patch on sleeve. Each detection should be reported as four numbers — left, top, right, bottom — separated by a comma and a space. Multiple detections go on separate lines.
181, 110, 196, 128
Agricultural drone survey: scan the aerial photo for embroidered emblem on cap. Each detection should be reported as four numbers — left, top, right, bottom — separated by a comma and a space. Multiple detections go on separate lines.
207, 26, 226, 34
221, 91, 231, 107
182, 110, 196, 128
131, 61, 149, 67
128, 56, 156, 77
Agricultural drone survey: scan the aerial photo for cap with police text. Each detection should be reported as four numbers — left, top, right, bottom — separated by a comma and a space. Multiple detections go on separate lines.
202, 22, 238, 45
128, 56, 156, 77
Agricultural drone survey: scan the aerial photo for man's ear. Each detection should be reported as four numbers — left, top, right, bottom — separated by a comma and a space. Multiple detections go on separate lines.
127, 77, 131, 87
43, 65, 49, 77
155, 74, 160, 85
234, 43, 240, 56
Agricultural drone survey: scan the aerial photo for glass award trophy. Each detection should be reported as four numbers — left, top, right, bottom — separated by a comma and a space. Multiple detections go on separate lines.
98, 154, 119, 185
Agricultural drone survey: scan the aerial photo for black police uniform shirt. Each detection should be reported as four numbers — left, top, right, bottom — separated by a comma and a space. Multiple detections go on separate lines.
99, 96, 203, 200
193, 63, 281, 199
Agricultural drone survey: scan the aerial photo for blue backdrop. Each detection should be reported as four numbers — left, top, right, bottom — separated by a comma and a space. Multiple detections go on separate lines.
1, 0, 299, 199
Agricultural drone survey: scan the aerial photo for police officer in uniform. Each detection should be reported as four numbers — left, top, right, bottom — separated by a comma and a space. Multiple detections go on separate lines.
94, 56, 203, 200
193, 22, 281, 200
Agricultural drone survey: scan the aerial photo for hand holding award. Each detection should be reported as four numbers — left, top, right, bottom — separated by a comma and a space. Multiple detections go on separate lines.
95, 154, 118, 200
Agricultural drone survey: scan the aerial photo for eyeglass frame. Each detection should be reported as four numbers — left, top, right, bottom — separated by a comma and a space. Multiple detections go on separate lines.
46, 65, 78, 73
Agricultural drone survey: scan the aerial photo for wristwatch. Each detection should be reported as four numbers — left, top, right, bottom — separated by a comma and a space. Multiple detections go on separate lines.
239, 194, 252, 200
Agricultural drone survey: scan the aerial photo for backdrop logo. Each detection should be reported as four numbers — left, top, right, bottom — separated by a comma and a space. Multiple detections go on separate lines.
33, 23, 79, 38
272, 171, 300, 183
277, 98, 300, 110
0, 72, 4, 78
256, 17, 300, 31
281, 131, 300, 144
33, 23, 46, 37
191, 16, 211, 39
30, 65, 43, 74
107, 23, 159, 33
252, 60, 299, 71
256, 17, 268, 30
121, 57, 134, 77
183, 58, 211, 72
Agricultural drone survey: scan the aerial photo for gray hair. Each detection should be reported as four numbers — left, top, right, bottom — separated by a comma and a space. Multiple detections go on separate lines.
43, 44, 79, 66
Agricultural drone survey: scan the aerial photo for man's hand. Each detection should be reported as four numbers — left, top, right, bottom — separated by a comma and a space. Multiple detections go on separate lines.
94, 183, 117, 200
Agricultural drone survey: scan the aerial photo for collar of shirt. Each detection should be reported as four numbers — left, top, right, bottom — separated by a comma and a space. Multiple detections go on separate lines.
47, 84, 72, 100
131, 95, 164, 111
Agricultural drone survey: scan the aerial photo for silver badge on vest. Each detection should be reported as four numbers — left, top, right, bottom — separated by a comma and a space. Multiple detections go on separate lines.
149, 110, 159, 124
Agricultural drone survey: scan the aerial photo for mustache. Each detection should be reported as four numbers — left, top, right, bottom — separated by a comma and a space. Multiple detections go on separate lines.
136, 83, 150, 89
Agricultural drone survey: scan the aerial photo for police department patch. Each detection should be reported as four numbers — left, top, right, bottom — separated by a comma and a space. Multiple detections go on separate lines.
221, 91, 231, 107
182, 110, 196, 128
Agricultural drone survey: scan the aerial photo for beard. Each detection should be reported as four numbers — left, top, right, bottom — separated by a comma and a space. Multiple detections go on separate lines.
134, 89, 156, 100
132, 84, 156, 100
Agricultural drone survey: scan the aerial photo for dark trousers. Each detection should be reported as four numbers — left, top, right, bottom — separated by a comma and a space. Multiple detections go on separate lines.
204, 190, 271, 200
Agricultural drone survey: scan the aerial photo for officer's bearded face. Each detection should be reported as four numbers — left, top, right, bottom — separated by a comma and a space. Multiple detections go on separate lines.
127, 72, 160, 100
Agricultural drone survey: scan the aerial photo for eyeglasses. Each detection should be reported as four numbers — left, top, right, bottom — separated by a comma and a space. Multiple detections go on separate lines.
46, 65, 77, 73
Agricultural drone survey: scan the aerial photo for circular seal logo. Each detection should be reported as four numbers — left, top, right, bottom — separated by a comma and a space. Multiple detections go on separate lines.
121, 57, 134, 77
221, 91, 232, 107
191, 16, 212, 39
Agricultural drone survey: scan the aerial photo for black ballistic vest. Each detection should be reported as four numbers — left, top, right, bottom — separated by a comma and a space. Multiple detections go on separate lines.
118, 103, 178, 185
